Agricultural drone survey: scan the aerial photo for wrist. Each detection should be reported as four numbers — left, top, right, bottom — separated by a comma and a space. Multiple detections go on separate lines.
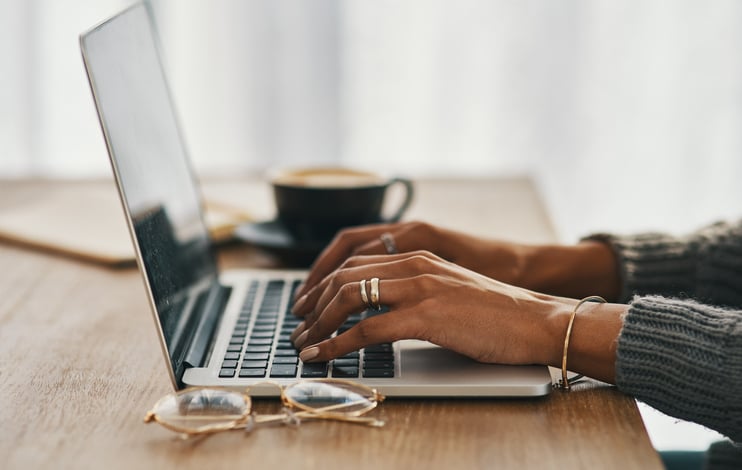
521, 242, 620, 301
541, 297, 626, 384
539, 297, 578, 368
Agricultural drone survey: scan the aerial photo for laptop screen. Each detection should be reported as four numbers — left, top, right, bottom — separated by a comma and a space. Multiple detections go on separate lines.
81, 4, 218, 364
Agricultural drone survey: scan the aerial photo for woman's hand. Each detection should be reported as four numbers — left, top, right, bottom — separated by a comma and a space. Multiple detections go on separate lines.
294, 221, 531, 299
291, 250, 566, 364
293, 221, 621, 303
291, 250, 626, 384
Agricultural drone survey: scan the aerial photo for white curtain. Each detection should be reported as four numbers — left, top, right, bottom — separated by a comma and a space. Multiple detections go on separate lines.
0, 0, 131, 176
2, 0, 742, 239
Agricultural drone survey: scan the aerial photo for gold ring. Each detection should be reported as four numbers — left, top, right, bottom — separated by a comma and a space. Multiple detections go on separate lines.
369, 278, 381, 310
360, 279, 370, 307
380, 232, 398, 254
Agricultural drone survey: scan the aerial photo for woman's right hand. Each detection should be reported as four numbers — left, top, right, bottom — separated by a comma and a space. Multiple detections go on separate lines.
290, 250, 625, 385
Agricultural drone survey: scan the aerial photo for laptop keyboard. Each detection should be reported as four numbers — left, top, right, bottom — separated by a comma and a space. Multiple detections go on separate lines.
218, 279, 395, 380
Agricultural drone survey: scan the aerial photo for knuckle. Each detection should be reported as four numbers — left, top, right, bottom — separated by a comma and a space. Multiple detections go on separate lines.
326, 273, 344, 293
318, 339, 340, 359
344, 252, 371, 267
338, 256, 356, 269
407, 252, 438, 269
353, 319, 375, 343
339, 282, 358, 303
303, 309, 320, 328
408, 220, 431, 232
414, 273, 441, 296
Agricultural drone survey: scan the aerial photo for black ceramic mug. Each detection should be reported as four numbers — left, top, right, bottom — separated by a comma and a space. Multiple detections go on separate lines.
271, 167, 414, 244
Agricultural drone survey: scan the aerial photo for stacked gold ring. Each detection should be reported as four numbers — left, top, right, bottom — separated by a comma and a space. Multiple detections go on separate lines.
359, 278, 382, 311
369, 278, 381, 310
360, 279, 369, 307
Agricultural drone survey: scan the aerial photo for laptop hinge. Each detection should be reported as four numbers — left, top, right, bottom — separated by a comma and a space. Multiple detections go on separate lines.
181, 283, 232, 371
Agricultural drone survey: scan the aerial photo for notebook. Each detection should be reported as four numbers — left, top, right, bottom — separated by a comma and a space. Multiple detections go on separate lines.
79, 2, 552, 397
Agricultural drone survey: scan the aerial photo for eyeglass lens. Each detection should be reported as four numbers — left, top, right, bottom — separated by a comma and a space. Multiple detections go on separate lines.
154, 389, 249, 430
284, 381, 377, 414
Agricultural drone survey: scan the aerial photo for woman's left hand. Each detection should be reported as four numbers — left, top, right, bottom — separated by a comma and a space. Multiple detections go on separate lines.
290, 250, 572, 367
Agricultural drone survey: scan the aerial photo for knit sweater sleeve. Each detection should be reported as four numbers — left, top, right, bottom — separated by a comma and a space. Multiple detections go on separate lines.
584, 220, 742, 306
583, 220, 742, 441
616, 296, 742, 442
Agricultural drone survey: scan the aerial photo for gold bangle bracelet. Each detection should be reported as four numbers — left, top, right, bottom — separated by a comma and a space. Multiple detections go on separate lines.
560, 295, 607, 391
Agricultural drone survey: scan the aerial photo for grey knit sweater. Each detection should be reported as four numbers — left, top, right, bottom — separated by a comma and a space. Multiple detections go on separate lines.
587, 221, 742, 444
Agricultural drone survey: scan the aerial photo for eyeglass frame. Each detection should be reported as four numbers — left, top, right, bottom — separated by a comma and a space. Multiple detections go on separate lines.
144, 378, 386, 437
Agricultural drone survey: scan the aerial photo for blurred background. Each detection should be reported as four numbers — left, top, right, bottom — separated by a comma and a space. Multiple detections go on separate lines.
2, 0, 741, 241
1, 0, 737, 452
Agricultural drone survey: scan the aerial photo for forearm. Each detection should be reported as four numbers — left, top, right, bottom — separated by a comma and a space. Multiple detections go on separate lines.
520, 241, 621, 302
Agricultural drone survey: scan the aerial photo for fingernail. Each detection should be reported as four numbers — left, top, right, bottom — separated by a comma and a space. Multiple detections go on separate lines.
300, 345, 320, 362
291, 294, 308, 314
294, 330, 309, 349
290, 321, 306, 343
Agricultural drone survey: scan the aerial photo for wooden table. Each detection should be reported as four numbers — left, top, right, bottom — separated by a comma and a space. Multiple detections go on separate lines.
0, 177, 662, 469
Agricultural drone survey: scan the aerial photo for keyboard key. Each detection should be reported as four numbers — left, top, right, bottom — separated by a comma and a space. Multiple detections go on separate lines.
245, 345, 271, 353
229, 336, 245, 345
274, 348, 299, 356
243, 352, 270, 361
301, 362, 329, 378
363, 360, 394, 370
221, 360, 238, 369
364, 343, 393, 353
332, 366, 359, 378
363, 368, 394, 378
364, 352, 394, 361
219, 368, 236, 378
250, 331, 275, 338
249, 338, 273, 346
241, 360, 269, 369
273, 356, 298, 364
339, 351, 359, 359
239, 368, 266, 378
270, 364, 298, 378
224, 352, 240, 360
226, 344, 242, 353
252, 324, 276, 332
332, 358, 359, 367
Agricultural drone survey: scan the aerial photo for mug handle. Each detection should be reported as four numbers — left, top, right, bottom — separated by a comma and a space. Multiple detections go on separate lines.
383, 177, 414, 223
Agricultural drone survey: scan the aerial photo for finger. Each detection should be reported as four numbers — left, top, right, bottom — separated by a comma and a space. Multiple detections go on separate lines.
296, 276, 435, 349
294, 223, 403, 301
328, 222, 424, 260
299, 308, 424, 362
293, 251, 443, 325
292, 251, 437, 317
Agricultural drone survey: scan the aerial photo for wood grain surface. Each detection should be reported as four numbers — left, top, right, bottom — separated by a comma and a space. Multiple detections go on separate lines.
0, 177, 662, 470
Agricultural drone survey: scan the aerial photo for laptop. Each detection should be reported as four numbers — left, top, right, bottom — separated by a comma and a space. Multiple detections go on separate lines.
80, 3, 552, 397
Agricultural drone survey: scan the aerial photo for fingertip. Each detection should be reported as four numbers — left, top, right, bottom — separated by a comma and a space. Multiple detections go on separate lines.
289, 321, 306, 343
299, 344, 320, 362
291, 294, 308, 314
292, 282, 306, 301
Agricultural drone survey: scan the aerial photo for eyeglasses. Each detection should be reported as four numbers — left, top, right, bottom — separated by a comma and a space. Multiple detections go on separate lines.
144, 379, 385, 438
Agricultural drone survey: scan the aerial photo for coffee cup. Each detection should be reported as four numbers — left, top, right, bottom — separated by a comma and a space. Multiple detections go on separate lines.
271, 167, 414, 243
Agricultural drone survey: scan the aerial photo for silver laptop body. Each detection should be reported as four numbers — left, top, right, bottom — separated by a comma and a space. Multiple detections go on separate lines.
80, 2, 552, 397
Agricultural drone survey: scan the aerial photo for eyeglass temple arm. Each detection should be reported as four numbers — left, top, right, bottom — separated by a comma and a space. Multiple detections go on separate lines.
251, 410, 384, 427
